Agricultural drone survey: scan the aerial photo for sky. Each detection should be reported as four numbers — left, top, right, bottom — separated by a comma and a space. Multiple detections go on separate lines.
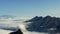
0, 0, 60, 17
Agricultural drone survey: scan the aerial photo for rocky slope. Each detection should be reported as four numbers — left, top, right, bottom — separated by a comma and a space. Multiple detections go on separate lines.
25, 16, 60, 33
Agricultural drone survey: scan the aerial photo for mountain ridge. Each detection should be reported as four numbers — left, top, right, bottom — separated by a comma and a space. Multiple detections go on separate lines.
25, 16, 60, 33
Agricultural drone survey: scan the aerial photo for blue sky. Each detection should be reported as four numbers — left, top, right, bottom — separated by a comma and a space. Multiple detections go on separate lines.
0, 0, 60, 17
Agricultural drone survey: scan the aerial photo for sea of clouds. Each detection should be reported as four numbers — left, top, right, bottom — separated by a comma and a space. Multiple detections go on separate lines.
0, 16, 48, 34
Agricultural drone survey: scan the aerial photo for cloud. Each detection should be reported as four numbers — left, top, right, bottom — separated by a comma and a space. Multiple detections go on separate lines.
0, 29, 13, 34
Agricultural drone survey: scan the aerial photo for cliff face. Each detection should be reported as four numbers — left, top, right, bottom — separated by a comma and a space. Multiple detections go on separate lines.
25, 16, 60, 33
10, 29, 23, 34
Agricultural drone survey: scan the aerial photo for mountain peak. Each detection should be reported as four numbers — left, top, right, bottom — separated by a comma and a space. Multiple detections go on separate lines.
0, 15, 15, 19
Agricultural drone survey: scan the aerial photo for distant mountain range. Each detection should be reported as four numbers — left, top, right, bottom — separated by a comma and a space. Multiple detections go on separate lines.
25, 16, 60, 33
0, 15, 15, 19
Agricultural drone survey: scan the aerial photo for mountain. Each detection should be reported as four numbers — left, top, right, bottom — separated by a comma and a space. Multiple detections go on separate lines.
0, 15, 15, 19
25, 16, 60, 33
10, 29, 23, 34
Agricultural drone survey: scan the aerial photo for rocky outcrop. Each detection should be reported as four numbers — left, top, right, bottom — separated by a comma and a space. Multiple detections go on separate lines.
9, 29, 23, 34
25, 16, 60, 33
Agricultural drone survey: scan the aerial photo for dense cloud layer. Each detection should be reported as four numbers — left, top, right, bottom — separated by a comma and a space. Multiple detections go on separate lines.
0, 16, 46, 34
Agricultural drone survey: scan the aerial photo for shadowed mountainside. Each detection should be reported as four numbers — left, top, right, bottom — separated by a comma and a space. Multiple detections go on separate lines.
9, 29, 23, 34
25, 16, 60, 33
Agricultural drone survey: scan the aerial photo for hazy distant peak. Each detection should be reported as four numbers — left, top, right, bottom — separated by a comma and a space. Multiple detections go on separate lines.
0, 15, 15, 19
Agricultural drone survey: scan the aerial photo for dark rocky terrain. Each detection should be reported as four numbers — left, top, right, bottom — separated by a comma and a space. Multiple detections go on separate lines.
9, 29, 23, 34
25, 16, 60, 33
